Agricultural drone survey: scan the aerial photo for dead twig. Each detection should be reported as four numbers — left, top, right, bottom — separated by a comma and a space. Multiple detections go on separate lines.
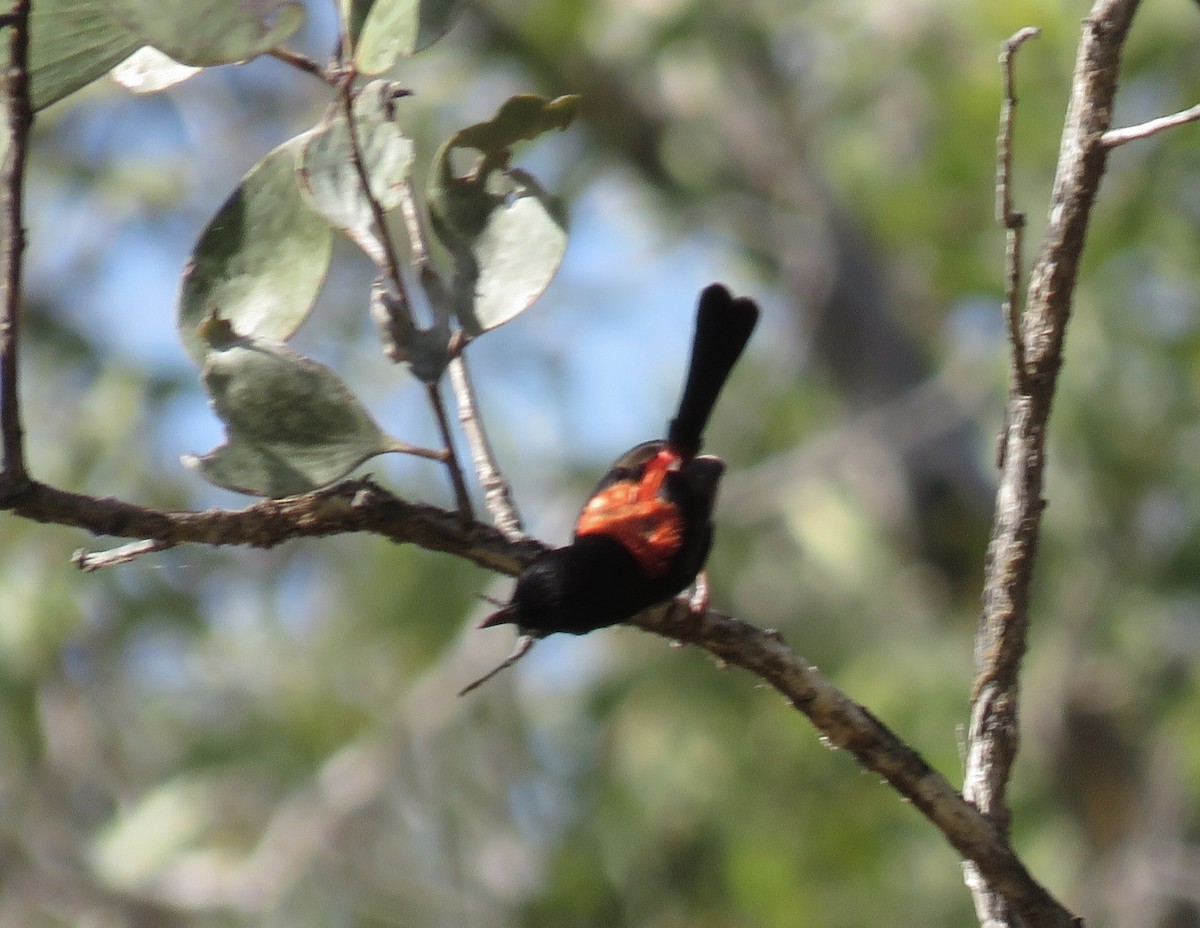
966, 3, 1141, 926
1102, 101, 1200, 148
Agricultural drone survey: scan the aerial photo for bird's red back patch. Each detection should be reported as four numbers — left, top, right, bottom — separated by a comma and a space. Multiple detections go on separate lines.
575, 449, 685, 578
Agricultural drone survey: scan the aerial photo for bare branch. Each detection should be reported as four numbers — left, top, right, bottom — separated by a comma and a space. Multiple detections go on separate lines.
0, 475, 531, 577
0, 459, 1076, 924
72, 538, 175, 571
447, 355, 525, 539
0, 0, 32, 483
634, 605, 1079, 928
1102, 100, 1200, 148
995, 26, 1039, 405
967, 2, 1141, 925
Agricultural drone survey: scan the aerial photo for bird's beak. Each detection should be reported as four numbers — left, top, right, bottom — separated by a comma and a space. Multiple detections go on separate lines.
478, 605, 519, 629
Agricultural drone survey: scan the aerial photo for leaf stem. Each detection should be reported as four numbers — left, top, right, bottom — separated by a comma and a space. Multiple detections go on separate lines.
425, 382, 474, 519
268, 47, 336, 85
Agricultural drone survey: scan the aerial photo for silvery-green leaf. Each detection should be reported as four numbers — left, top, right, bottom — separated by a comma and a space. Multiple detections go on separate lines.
297, 81, 415, 263
111, 0, 305, 67
427, 95, 577, 334
185, 338, 402, 497
179, 133, 333, 366
355, 0, 468, 74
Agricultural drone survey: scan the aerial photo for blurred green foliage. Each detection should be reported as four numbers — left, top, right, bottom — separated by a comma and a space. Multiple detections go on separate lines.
4, 2, 1200, 927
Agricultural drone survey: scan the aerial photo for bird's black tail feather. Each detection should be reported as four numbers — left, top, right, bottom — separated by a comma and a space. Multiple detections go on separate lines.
666, 283, 760, 459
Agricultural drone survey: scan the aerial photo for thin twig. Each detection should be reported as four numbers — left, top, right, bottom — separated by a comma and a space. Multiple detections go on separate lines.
425, 381, 474, 518
1102, 100, 1200, 148
72, 538, 175, 571
966, 3, 1141, 926
338, 76, 407, 299
447, 355, 524, 538
267, 47, 336, 85
0, 0, 32, 483
457, 633, 536, 695
996, 27, 1039, 402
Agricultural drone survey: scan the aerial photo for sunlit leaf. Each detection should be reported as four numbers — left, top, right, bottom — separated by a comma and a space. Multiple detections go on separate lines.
110, 46, 202, 94
179, 133, 333, 367
355, 0, 468, 74
428, 95, 577, 334
184, 337, 402, 497
339, 0, 375, 50
112, 0, 305, 67
452, 171, 567, 334
297, 81, 415, 265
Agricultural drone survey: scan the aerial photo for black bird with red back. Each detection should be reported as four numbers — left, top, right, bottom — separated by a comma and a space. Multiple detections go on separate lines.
483, 282, 759, 637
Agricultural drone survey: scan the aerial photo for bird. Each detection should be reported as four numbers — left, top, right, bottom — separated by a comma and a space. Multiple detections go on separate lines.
460, 283, 759, 694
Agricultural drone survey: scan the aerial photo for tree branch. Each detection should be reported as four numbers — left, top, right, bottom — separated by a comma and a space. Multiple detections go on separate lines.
996, 27, 1039, 399
633, 607, 1076, 928
966, 2, 1140, 925
0, 461, 1078, 927
0, 475, 533, 577
1101, 100, 1200, 148
267, 46, 336, 86
447, 353, 525, 540
0, 0, 32, 484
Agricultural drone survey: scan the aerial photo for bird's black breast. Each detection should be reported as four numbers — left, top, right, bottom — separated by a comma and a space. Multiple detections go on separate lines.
512, 535, 663, 635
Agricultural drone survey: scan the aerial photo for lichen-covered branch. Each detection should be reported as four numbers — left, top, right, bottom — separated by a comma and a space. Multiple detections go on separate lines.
966, 2, 1141, 925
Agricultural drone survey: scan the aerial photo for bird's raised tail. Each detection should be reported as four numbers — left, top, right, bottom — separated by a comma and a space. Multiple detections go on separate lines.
666, 283, 760, 460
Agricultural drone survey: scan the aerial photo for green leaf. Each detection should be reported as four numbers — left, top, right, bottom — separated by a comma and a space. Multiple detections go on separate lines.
428, 95, 577, 334
452, 170, 567, 334
450, 94, 579, 162
3, 0, 143, 111
297, 81, 415, 265
355, 0, 468, 74
179, 134, 333, 367
110, 46, 202, 95
185, 338, 401, 497
111, 0, 305, 67
339, 0, 375, 50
